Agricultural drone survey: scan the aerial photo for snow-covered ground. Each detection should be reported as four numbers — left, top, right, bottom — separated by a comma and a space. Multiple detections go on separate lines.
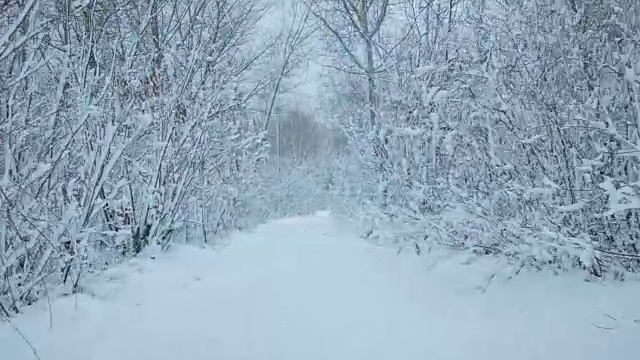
1, 212, 639, 360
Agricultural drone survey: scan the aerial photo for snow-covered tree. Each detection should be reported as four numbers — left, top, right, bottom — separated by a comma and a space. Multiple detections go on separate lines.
0, 0, 317, 315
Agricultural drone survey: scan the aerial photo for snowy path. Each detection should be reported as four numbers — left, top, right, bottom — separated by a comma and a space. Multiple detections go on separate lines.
2, 212, 640, 360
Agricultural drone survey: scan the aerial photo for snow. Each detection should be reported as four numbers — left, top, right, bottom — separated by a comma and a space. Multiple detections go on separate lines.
2, 212, 640, 360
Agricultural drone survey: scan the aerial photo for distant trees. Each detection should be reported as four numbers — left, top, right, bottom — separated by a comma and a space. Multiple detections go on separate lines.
267, 108, 335, 162
263, 0, 316, 132
306, 0, 390, 129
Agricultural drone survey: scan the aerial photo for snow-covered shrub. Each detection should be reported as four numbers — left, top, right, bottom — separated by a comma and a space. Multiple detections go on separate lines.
322, 0, 640, 277
0, 0, 296, 315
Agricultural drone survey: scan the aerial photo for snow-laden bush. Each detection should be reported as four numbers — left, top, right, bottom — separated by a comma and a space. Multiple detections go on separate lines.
0, 0, 327, 316
319, 0, 640, 278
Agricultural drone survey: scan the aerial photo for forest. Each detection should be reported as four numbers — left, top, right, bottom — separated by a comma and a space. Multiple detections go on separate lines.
2, 0, 640, 317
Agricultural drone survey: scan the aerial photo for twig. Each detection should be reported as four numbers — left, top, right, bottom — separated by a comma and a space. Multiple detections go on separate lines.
594, 248, 640, 260
476, 272, 497, 294
593, 324, 615, 331
40, 278, 53, 329
0, 299, 11, 317
6, 320, 42, 360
